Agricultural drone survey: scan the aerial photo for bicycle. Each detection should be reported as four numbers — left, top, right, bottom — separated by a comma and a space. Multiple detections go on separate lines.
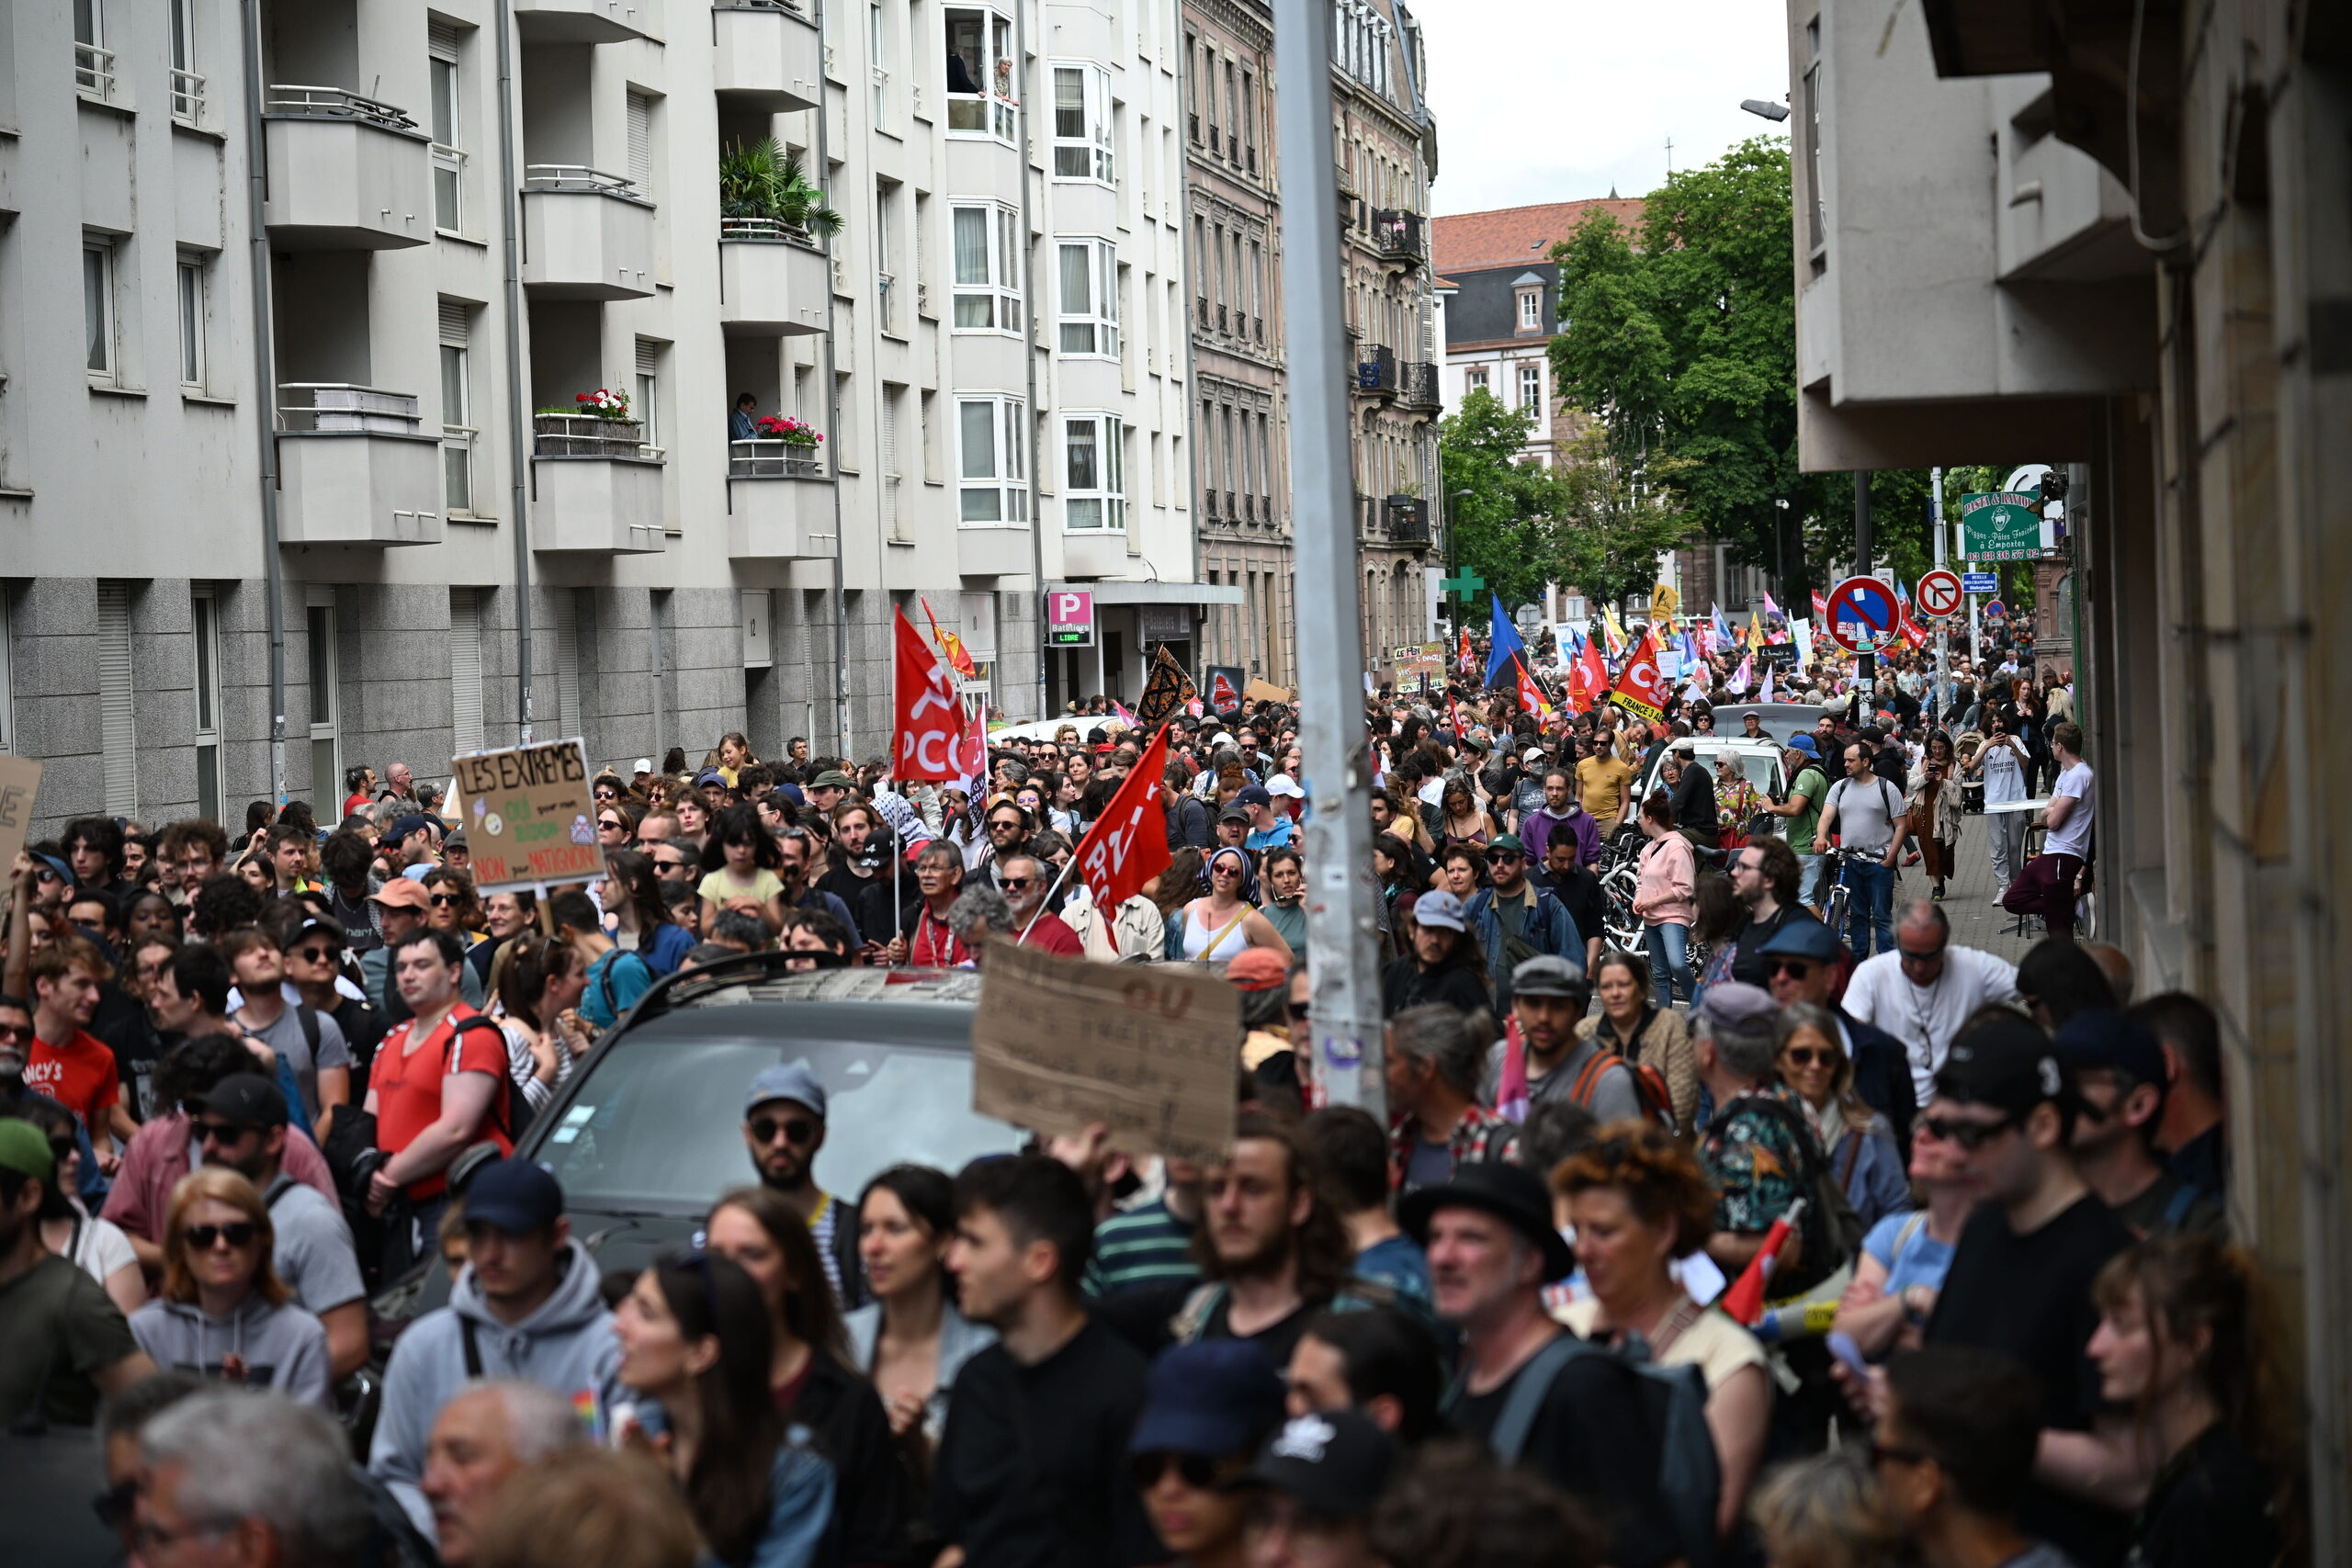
1820, 846, 1883, 954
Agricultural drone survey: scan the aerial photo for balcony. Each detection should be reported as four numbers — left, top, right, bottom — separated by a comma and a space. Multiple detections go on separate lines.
727, 441, 831, 558
513, 0, 662, 43
1355, 344, 1398, 399
531, 415, 666, 552
1371, 209, 1427, 268
1399, 360, 1441, 412
1385, 495, 1430, 547
712, 1, 821, 113
75, 42, 119, 104
261, 87, 433, 250
521, 166, 655, 299
274, 385, 443, 547
718, 220, 829, 335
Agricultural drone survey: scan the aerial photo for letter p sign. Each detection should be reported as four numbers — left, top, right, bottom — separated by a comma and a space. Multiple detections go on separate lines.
1047, 589, 1093, 648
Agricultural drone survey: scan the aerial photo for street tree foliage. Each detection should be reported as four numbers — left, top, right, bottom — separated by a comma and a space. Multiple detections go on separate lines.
1438, 389, 1688, 621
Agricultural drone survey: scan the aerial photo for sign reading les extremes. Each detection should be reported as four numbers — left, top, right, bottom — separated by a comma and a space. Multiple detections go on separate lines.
970, 942, 1238, 1165
0, 754, 42, 881
449, 739, 600, 891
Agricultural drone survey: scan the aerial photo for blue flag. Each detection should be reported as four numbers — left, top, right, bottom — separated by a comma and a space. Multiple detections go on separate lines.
1486, 595, 1526, 688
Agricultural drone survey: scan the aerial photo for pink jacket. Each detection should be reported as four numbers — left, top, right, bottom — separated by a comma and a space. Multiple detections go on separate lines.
1634, 830, 1696, 927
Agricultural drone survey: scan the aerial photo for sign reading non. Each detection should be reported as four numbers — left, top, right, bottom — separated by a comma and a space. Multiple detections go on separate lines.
450, 739, 599, 891
971, 942, 1238, 1164
1962, 571, 1999, 594
1959, 491, 2044, 561
1825, 576, 1903, 654
0, 755, 42, 881
1046, 590, 1093, 648
1916, 569, 1964, 620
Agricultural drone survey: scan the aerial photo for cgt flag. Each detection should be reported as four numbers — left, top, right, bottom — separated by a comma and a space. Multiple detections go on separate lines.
1609, 629, 1668, 722
893, 609, 966, 780
1073, 724, 1173, 916
1567, 637, 1609, 714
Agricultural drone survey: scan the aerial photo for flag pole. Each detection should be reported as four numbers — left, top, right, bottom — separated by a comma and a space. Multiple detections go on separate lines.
1016, 852, 1080, 944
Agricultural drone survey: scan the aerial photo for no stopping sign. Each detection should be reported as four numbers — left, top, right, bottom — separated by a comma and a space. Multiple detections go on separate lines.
1917, 570, 1963, 620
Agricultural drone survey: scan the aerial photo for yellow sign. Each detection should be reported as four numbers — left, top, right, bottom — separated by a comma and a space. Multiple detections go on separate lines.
1649, 582, 1680, 625
448, 739, 601, 891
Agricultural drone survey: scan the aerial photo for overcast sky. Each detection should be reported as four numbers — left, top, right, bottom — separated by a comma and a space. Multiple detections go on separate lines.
1419, 1, 1792, 215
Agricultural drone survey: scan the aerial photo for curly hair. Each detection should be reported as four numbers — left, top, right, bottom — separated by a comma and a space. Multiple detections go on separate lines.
1549, 1120, 1718, 1258
1368, 1439, 1603, 1568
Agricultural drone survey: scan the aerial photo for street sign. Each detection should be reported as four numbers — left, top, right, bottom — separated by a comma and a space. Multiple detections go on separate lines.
1046, 589, 1093, 648
1984, 600, 2007, 619
1959, 491, 2044, 561
1825, 575, 1903, 654
1962, 571, 1998, 594
1917, 569, 1963, 620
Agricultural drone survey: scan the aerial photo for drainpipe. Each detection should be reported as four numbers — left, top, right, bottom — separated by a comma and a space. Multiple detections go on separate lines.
1015, 0, 1045, 721
239, 0, 287, 806
815, 0, 849, 755
495, 0, 536, 742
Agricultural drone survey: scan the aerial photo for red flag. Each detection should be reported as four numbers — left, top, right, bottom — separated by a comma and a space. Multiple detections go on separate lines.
957, 697, 988, 777
1811, 589, 1828, 620
1608, 630, 1668, 722
1458, 626, 1474, 675
1073, 725, 1173, 913
921, 595, 979, 680
1718, 1198, 1807, 1325
892, 609, 964, 780
1513, 656, 1554, 717
1898, 611, 1929, 651
1567, 638, 1608, 714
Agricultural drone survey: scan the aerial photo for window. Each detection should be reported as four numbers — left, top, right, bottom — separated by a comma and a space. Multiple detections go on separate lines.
921, 388, 941, 481
83, 238, 115, 380
192, 588, 222, 820
1517, 288, 1543, 332
950, 202, 1022, 332
881, 382, 905, 539
1057, 239, 1118, 356
1464, 366, 1487, 392
635, 337, 663, 456
307, 597, 338, 796
1518, 364, 1542, 414
169, 0, 200, 119
956, 395, 1027, 523
869, 1, 890, 120
1240, 69, 1257, 170
440, 303, 474, 511
450, 588, 486, 757
1064, 413, 1125, 531
97, 581, 137, 816
944, 7, 1017, 141
876, 181, 899, 333
626, 88, 656, 199
429, 28, 464, 232
74, 0, 115, 100
1802, 22, 1825, 254
176, 255, 206, 388
1051, 63, 1114, 182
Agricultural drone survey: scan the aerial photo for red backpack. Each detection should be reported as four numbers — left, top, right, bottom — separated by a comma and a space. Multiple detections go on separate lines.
1568, 1043, 1678, 1134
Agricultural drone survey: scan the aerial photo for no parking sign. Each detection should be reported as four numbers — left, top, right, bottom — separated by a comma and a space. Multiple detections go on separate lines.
1825, 576, 1902, 654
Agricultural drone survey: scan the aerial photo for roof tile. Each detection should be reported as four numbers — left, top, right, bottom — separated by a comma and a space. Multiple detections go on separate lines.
1430, 197, 1647, 275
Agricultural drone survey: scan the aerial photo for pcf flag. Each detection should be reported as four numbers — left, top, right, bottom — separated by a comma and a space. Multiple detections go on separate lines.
1073, 724, 1174, 913
1609, 630, 1668, 722
892, 609, 965, 780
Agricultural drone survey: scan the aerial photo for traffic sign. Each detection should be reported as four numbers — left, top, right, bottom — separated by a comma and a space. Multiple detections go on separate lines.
1825, 575, 1903, 654
1917, 570, 1963, 620
1984, 601, 2007, 619
1046, 590, 1093, 648
1962, 571, 1998, 594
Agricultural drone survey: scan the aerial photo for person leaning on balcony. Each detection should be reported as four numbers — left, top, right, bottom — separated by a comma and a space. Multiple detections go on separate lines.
730, 391, 759, 442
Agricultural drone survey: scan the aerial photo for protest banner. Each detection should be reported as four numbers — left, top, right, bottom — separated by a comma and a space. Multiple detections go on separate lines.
971, 942, 1238, 1163
449, 739, 599, 891
0, 755, 41, 876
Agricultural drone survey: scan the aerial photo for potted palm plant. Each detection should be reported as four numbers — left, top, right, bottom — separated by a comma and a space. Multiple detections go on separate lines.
718, 139, 843, 243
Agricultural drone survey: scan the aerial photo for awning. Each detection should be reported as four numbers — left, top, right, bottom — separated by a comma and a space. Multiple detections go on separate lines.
1046, 579, 1244, 606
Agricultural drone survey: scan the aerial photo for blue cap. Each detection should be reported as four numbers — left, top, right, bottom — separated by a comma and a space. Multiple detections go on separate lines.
2055, 1009, 2169, 1087
1786, 733, 1819, 758
388, 813, 438, 846
1413, 888, 1467, 933
1129, 1340, 1287, 1457
745, 1062, 827, 1119
695, 768, 728, 788
30, 852, 74, 889
1756, 919, 1842, 963
462, 1159, 565, 1234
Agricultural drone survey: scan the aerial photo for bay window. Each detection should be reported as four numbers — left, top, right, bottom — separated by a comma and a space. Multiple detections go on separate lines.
945, 7, 1017, 141
1063, 413, 1125, 531
1057, 239, 1119, 357
951, 202, 1023, 333
957, 395, 1029, 523
1050, 63, 1114, 183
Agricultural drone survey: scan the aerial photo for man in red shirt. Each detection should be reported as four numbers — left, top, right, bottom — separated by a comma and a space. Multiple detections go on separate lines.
997, 854, 1083, 956
23, 937, 129, 1174
889, 841, 971, 967
364, 929, 510, 1249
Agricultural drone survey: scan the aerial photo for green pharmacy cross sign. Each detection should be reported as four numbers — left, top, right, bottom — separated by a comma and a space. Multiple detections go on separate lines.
1959, 491, 2045, 562
1440, 569, 1486, 601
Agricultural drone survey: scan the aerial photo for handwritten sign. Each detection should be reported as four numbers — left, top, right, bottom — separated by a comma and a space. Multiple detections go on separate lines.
448, 739, 599, 891
971, 942, 1238, 1164
0, 754, 41, 879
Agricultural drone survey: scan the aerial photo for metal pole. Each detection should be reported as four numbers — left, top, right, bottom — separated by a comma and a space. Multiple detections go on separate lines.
493, 0, 536, 742
1929, 467, 1947, 721
1853, 470, 1873, 689
239, 0, 287, 806
1015, 0, 1046, 726
1273, 0, 1382, 1117
815, 0, 849, 758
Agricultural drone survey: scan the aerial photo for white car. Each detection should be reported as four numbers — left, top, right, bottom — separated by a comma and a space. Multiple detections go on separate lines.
1626, 738, 1789, 829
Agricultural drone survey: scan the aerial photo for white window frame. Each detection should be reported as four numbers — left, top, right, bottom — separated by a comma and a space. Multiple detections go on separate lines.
1050, 62, 1115, 184
1517, 288, 1543, 332
1056, 238, 1119, 358
1518, 363, 1543, 414
956, 393, 1029, 525
306, 595, 338, 801
169, 0, 202, 121
440, 303, 475, 513
429, 45, 465, 233
176, 254, 207, 389
1062, 412, 1125, 532
944, 6, 1018, 143
949, 201, 1023, 334
191, 586, 223, 821
83, 237, 116, 381
1464, 366, 1488, 392
74, 0, 117, 102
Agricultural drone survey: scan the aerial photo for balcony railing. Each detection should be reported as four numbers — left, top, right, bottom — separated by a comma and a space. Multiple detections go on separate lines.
277, 383, 424, 434
533, 412, 662, 460
719, 215, 821, 245
728, 438, 822, 478
1385, 495, 1430, 546
1355, 344, 1398, 397
526, 164, 647, 199
1399, 360, 1441, 411
75, 42, 118, 100
171, 68, 206, 120
1371, 209, 1427, 266
266, 85, 419, 133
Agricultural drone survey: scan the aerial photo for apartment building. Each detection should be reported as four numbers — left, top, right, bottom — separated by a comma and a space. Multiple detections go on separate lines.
11, 0, 1226, 834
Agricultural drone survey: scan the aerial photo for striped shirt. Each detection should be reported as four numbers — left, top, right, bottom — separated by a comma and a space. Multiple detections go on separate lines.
1082, 1197, 1198, 1298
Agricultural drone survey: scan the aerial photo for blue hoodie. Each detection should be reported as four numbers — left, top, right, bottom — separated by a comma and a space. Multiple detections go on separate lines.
369, 1238, 620, 1536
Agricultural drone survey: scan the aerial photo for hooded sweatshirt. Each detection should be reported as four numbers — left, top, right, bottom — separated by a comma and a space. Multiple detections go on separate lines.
129, 1292, 331, 1408
369, 1238, 620, 1536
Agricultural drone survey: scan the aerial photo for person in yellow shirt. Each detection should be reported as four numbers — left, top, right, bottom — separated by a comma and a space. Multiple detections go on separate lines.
1575, 737, 1636, 836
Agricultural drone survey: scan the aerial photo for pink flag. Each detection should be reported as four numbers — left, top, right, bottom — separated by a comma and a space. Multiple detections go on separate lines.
1726, 655, 1753, 695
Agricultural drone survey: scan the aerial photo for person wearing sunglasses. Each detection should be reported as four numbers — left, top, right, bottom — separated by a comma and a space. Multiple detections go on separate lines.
1126, 1338, 1288, 1568
1832, 1109, 1976, 1363
1458, 832, 1578, 1013
128, 1165, 331, 1406
1841, 900, 2022, 1111
1868, 1347, 2061, 1568
1756, 920, 1919, 1154
991, 853, 1082, 956
740, 1063, 865, 1312
1774, 1000, 1911, 1232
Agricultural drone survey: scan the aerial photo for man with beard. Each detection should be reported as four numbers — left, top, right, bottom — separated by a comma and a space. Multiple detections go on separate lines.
0, 1119, 153, 1427
741, 1062, 866, 1310
1722, 834, 1819, 987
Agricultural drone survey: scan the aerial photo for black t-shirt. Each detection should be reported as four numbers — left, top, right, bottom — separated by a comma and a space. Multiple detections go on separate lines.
2133, 1423, 2280, 1568
1927, 1194, 2134, 1565
1728, 905, 1820, 987
1381, 956, 1492, 1017
1533, 866, 1607, 957
929, 1316, 1162, 1568
1092, 1279, 1324, 1369
787, 1353, 916, 1567
1450, 1337, 1680, 1568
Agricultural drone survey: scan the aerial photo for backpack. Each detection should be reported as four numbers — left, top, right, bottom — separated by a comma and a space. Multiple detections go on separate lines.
1723, 1093, 1864, 1298
1450, 1333, 1721, 1568
1566, 1036, 1678, 1134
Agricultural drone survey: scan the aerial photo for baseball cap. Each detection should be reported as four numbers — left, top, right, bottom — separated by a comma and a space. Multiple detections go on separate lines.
1226, 949, 1288, 992
1265, 774, 1305, 799
695, 768, 727, 788
1671, 739, 1696, 757
368, 878, 430, 910
198, 1073, 289, 1128
746, 1062, 828, 1119
1692, 981, 1779, 1043
0, 1119, 54, 1182
1510, 954, 1587, 998
811, 770, 857, 791
443, 829, 469, 852
1935, 1011, 2077, 1116
1231, 1412, 1396, 1518
1756, 919, 1842, 964
2054, 1009, 2168, 1088
388, 813, 438, 845
1218, 805, 1251, 825
30, 852, 74, 889
1486, 833, 1527, 858
1522, 748, 1546, 764
1787, 733, 1819, 758
461, 1158, 566, 1235
1128, 1340, 1286, 1457
1398, 1160, 1576, 1280
1412, 888, 1467, 933
1235, 784, 1273, 808
632, 758, 655, 775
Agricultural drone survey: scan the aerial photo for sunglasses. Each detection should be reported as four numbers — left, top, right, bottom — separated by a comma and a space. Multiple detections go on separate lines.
599, 818, 628, 831
191, 1121, 258, 1145
91, 1476, 138, 1530
0, 1022, 27, 1043
429, 894, 462, 908
1766, 959, 1815, 979
1130, 1452, 1229, 1490
750, 1114, 818, 1147
1781, 1046, 1836, 1068
1918, 1112, 2018, 1150
182, 1221, 259, 1250
999, 877, 1034, 890
1486, 852, 1521, 864
1286, 1001, 1310, 1021
293, 945, 341, 964
594, 787, 619, 800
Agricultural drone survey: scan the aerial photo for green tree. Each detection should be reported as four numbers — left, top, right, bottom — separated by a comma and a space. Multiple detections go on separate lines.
1438, 389, 1573, 617
1551, 433, 1693, 611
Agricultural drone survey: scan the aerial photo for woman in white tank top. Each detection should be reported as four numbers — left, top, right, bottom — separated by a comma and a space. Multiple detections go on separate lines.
1181, 848, 1295, 964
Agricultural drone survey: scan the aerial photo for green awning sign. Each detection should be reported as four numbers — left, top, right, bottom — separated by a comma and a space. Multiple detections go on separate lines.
1960, 491, 2045, 562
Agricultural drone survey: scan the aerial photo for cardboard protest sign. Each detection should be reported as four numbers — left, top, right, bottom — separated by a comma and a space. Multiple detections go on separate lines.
449, 739, 600, 891
0, 755, 41, 878
1244, 678, 1292, 705
971, 942, 1238, 1164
